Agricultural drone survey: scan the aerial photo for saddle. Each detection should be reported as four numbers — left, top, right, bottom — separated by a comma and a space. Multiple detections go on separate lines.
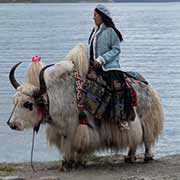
81, 69, 147, 123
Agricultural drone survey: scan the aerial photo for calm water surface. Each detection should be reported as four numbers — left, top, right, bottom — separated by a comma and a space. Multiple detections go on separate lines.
0, 3, 180, 162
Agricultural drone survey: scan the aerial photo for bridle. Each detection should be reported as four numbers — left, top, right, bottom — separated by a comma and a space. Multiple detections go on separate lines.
7, 101, 18, 127
33, 94, 52, 132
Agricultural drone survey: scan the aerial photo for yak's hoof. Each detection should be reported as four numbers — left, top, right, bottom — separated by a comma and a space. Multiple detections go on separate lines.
61, 160, 75, 171
124, 156, 136, 163
74, 160, 87, 169
59, 165, 65, 172
144, 156, 153, 163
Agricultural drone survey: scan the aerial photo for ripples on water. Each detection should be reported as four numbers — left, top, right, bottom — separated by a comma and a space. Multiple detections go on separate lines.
0, 3, 180, 162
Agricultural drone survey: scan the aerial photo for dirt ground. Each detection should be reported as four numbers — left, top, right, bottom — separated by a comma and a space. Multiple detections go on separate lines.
0, 154, 180, 180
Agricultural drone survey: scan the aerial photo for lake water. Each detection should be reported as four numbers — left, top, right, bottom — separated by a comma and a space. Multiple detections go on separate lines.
0, 3, 180, 163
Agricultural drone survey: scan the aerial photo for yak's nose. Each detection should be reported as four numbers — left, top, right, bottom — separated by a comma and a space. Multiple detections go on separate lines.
7, 121, 10, 125
11, 126, 18, 130
7, 121, 23, 131
8, 122, 18, 130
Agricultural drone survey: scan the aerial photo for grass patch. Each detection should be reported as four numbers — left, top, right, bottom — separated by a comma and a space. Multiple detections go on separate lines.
87, 154, 110, 162
0, 164, 16, 172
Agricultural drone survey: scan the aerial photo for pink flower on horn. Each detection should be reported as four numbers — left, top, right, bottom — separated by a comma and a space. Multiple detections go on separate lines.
32, 56, 41, 62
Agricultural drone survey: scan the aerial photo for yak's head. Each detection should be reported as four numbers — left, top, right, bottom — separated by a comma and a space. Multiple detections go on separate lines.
7, 43, 89, 131
7, 62, 52, 131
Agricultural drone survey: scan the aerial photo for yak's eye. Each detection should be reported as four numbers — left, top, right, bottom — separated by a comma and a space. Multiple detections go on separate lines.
23, 101, 33, 111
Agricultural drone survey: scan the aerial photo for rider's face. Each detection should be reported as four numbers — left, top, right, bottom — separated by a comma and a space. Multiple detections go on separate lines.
93, 11, 103, 26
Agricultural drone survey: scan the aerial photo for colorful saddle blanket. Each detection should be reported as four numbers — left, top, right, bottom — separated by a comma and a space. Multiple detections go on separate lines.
81, 69, 147, 122
123, 71, 148, 85
81, 69, 111, 120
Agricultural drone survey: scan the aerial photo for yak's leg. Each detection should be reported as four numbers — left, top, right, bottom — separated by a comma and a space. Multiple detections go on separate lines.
46, 126, 67, 170
144, 143, 153, 162
60, 136, 76, 171
124, 146, 137, 163
73, 151, 87, 169
46, 126, 75, 171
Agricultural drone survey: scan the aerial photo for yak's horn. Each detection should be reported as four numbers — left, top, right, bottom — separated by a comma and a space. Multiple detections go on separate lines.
9, 62, 22, 89
34, 64, 54, 97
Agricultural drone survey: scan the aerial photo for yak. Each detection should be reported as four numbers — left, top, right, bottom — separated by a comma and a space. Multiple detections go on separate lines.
7, 44, 163, 169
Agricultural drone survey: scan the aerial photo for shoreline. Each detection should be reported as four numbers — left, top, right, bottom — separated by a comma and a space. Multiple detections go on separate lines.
0, 1, 180, 3
0, 154, 180, 180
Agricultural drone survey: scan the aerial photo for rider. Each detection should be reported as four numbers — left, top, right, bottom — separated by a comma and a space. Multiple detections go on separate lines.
88, 4, 134, 129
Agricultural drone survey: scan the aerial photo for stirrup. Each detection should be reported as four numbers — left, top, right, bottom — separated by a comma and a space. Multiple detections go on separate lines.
119, 121, 129, 130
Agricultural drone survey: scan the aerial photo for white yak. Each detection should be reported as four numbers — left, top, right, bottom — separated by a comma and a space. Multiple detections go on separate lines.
7, 44, 163, 169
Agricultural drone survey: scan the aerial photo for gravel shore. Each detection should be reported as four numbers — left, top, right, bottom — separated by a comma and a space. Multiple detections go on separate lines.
0, 154, 180, 180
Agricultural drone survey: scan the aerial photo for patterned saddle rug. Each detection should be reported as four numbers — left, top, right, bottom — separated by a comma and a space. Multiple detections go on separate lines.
80, 68, 148, 123
123, 71, 148, 85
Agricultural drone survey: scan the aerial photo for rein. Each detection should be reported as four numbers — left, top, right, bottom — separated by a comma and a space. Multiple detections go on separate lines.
31, 129, 36, 172
31, 94, 52, 172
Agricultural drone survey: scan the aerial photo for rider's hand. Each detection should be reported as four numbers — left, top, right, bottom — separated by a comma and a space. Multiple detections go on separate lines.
93, 61, 101, 69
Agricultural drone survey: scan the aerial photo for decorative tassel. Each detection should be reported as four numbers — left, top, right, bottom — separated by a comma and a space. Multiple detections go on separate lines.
131, 88, 137, 107
79, 111, 88, 124
126, 79, 138, 107
73, 70, 91, 152
73, 124, 90, 153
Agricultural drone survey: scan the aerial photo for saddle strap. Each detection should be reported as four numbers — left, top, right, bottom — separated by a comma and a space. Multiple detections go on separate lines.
125, 79, 137, 107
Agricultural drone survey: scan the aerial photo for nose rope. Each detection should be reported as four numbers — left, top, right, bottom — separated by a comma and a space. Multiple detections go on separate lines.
30, 95, 51, 172
7, 101, 18, 125
31, 129, 37, 172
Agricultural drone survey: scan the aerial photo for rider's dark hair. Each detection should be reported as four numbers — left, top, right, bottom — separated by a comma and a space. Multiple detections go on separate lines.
88, 8, 123, 43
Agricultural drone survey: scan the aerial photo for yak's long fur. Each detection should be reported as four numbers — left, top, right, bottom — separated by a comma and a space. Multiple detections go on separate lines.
26, 43, 163, 163
25, 61, 44, 87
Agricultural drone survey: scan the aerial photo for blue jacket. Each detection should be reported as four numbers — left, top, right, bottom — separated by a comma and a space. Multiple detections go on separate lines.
89, 23, 121, 71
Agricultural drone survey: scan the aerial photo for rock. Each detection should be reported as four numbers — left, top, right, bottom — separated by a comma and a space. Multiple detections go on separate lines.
39, 177, 62, 180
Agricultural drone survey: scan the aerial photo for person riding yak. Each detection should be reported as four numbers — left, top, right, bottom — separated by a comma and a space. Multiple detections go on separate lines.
79, 4, 136, 129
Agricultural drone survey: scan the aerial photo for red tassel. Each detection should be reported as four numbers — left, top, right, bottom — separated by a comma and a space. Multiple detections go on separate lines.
79, 117, 88, 124
32, 56, 41, 62
131, 88, 137, 106
126, 79, 138, 107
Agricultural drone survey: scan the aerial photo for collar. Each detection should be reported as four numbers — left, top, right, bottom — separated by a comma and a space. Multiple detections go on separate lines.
89, 23, 106, 45
95, 23, 105, 30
